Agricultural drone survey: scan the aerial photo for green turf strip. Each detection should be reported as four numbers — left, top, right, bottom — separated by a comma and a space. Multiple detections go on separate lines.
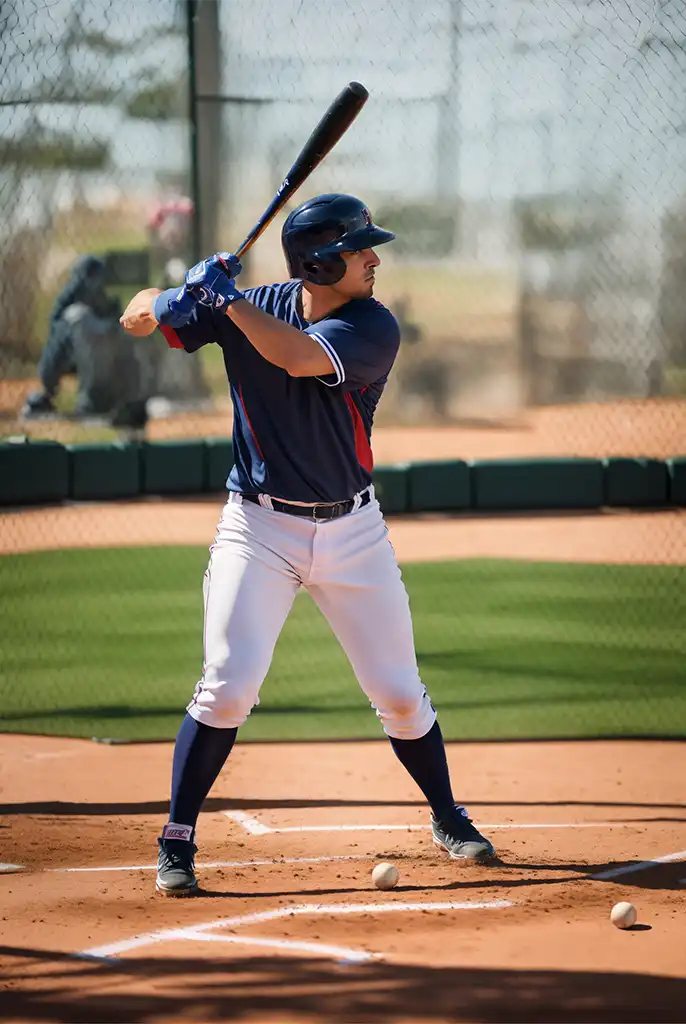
0, 548, 684, 742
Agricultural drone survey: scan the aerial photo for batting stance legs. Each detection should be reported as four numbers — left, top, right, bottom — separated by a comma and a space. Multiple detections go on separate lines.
157, 495, 494, 894
192, 494, 435, 737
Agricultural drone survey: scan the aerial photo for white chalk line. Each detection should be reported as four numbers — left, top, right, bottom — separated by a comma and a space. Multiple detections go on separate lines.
38, 847, 686, 883
180, 930, 377, 963
78, 932, 373, 966
223, 811, 649, 836
225, 811, 271, 835
0, 820, 646, 876
590, 848, 686, 881
81, 898, 512, 961
197, 899, 513, 936
53, 854, 369, 874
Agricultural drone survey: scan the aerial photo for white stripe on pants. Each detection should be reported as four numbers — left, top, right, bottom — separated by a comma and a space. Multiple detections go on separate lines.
187, 494, 436, 740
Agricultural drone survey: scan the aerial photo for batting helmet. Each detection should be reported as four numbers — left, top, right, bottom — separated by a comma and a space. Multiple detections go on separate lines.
281, 193, 395, 286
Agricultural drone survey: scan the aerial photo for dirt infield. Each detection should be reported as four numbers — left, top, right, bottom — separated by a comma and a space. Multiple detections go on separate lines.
1, 735, 685, 1022
1, 499, 684, 564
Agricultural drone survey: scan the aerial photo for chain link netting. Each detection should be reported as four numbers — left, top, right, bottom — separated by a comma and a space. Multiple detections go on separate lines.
211, 0, 686, 439
1, 0, 685, 438
1, 0, 684, 742
0, 0, 200, 424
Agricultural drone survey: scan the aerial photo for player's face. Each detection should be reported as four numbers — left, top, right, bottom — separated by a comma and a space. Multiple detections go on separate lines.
337, 248, 381, 299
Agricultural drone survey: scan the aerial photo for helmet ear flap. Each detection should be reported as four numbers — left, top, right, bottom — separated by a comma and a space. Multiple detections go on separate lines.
299, 256, 345, 286
310, 255, 346, 286
281, 235, 347, 285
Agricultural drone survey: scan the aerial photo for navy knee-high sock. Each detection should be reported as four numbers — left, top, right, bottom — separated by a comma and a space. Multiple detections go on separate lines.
168, 714, 237, 832
389, 720, 455, 820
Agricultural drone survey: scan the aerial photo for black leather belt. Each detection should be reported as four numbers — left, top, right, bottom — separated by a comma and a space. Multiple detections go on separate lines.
242, 489, 371, 521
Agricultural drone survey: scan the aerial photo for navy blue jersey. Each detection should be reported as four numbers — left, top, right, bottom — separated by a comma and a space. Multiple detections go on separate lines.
157, 280, 400, 502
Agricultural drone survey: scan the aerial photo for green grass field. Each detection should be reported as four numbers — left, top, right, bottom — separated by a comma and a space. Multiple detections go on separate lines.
0, 549, 684, 743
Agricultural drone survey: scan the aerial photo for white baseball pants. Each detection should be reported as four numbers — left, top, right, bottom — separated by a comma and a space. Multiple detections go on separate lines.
187, 491, 436, 740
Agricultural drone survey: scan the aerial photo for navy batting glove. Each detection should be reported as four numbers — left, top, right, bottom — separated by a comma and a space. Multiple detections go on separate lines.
214, 252, 242, 279
186, 252, 244, 310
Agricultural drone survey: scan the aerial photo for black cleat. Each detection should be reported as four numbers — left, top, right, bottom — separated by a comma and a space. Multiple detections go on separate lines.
431, 804, 495, 861
156, 836, 199, 896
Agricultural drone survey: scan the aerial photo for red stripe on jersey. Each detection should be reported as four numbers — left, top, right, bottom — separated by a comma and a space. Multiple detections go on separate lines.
239, 383, 264, 460
159, 324, 184, 349
345, 392, 374, 473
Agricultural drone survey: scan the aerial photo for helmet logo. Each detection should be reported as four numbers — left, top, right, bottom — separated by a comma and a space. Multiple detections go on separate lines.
362, 207, 372, 225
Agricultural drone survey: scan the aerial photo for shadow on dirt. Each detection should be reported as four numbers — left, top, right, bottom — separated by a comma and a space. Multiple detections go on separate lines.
0, 796, 428, 815
192, 856, 684, 898
0, 944, 684, 1022
1, 796, 684, 816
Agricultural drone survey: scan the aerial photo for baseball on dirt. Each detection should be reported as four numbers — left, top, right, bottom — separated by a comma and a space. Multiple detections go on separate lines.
610, 901, 637, 929
372, 862, 399, 890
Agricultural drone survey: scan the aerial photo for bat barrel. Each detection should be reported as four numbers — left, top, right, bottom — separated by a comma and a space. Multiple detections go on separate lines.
233, 81, 369, 260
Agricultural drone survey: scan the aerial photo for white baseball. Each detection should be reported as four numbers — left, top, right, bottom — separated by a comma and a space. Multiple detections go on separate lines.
372, 862, 399, 890
610, 901, 637, 929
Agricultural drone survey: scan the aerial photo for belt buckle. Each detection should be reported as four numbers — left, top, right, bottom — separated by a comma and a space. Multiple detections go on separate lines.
312, 503, 333, 522
312, 501, 345, 523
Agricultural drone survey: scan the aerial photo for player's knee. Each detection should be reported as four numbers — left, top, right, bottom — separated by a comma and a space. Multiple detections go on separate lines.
375, 683, 436, 740
187, 677, 261, 729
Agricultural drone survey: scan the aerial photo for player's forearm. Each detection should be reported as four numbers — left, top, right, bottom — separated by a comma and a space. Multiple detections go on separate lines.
120, 288, 163, 337
226, 300, 332, 377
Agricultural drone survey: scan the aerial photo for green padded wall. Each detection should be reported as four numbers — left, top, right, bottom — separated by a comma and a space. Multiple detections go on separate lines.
0, 440, 69, 506
205, 439, 234, 493
68, 443, 140, 501
471, 457, 604, 511
372, 464, 409, 515
667, 456, 686, 506
603, 457, 669, 507
141, 440, 206, 495
408, 459, 471, 512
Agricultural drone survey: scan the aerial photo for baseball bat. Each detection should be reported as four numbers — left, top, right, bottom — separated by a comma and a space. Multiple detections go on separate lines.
233, 82, 369, 260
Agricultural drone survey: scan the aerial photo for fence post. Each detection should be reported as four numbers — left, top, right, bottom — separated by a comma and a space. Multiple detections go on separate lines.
187, 0, 222, 259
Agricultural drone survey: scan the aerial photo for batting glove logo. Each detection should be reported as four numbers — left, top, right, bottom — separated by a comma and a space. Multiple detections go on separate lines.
187, 260, 207, 284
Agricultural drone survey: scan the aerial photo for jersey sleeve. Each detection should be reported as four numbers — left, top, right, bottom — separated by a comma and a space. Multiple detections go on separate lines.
153, 288, 224, 353
304, 305, 400, 390
154, 286, 257, 353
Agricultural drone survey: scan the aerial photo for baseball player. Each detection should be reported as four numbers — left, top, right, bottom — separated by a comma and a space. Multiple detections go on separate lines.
120, 193, 495, 896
